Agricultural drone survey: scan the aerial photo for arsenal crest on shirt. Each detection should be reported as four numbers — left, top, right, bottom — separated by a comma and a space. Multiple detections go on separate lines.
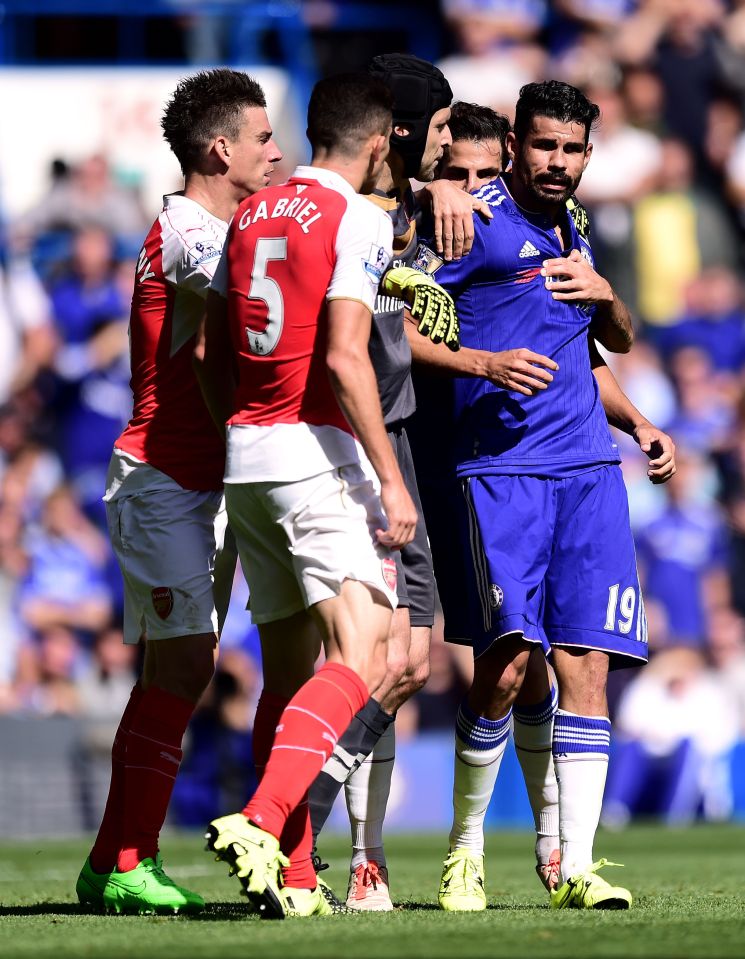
381, 557, 397, 592
151, 586, 174, 620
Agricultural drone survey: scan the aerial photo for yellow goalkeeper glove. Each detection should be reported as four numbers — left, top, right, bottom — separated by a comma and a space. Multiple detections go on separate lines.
381, 266, 460, 352
566, 195, 591, 241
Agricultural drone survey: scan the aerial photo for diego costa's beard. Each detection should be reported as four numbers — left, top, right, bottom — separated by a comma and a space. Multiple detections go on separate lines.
516, 157, 581, 206
529, 178, 575, 203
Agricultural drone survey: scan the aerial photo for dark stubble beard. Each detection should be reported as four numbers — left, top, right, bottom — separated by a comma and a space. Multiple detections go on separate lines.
517, 156, 580, 208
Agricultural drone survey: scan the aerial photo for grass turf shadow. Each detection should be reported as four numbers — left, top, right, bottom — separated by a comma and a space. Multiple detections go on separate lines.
0, 902, 255, 920
0, 903, 85, 917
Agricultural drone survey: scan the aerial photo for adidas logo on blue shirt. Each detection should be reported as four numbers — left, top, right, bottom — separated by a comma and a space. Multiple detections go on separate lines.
519, 240, 541, 258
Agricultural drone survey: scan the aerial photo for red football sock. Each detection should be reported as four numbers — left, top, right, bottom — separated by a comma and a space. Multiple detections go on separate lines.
117, 685, 194, 873
243, 662, 368, 841
280, 795, 316, 889
89, 682, 144, 873
252, 690, 317, 889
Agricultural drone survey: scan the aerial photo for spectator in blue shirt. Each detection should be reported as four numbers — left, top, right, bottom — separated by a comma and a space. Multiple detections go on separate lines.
636, 447, 730, 646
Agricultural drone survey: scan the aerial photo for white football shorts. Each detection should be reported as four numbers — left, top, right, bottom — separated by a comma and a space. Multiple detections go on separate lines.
106, 487, 237, 644
224, 462, 398, 624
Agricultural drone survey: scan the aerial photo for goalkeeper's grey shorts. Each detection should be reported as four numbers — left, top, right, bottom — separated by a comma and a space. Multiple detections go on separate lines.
387, 422, 436, 627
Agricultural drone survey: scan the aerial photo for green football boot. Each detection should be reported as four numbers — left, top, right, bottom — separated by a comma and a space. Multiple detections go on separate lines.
206, 812, 289, 919
102, 854, 205, 914
550, 858, 632, 910
437, 848, 486, 912
76, 857, 112, 910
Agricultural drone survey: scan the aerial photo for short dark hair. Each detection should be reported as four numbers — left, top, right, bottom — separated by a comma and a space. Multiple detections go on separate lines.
449, 101, 510, 154
514, 81, 600, 144
162, 68, 267, 174
307, 73, 393, 158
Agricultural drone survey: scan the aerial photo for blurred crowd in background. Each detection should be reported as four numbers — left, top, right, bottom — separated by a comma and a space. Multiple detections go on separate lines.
2, 0, 745, 827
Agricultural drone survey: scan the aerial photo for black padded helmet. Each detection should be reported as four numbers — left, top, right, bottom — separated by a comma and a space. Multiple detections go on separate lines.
368, 53, 453, 178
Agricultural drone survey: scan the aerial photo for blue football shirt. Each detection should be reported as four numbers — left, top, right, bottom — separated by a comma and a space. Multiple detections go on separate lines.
429, 175, 620, 478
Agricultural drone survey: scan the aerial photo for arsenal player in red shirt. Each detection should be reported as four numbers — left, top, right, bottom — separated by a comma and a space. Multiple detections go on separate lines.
76, 68, 282, 915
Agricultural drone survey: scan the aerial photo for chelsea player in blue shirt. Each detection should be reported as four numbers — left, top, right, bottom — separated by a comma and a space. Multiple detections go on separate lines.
414, 83, 675, 911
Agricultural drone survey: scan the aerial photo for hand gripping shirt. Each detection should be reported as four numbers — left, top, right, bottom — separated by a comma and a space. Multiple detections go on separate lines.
430, 176, 621, 479
210, 166, 393, 483
115, 193, 227, 491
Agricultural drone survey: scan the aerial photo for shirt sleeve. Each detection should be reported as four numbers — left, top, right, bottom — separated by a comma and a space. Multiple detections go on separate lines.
163, 224, 224, 301
326, 196, 393, 312
177, 228, 224, 299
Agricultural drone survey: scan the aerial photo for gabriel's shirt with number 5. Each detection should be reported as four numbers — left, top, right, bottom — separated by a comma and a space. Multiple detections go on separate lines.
429, 175, 620, 479
210, 165, 393, 484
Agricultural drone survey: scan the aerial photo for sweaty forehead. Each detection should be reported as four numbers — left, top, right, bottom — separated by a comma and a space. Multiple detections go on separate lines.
528, 115, 587, 144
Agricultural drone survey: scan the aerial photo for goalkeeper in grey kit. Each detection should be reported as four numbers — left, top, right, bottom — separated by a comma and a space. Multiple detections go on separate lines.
307, 53, 483, 910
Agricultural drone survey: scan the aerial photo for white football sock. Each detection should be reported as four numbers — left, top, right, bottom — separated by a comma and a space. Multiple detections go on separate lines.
513, 685, 559, 865
346, 722, 395, 870
552, 708, 611, 881
449, 701, 512, 856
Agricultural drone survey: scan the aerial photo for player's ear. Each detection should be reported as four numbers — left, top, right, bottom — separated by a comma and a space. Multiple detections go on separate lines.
505, 131, 516, 163
370, 132, 388, 164
213, 135, 231, 167
583, 141, 593, 169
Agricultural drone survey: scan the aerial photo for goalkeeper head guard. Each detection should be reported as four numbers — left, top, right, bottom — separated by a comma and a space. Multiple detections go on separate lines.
368, 53, 453, 179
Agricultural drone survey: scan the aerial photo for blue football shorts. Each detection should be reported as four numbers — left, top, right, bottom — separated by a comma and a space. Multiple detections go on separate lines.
457, 465, 648, 668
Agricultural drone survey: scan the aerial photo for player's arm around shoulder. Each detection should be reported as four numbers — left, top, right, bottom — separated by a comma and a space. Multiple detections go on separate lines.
415, 178, 493, 261
542, 246, 634, 354
392, 198, 499, 353
589, 339, 676, 484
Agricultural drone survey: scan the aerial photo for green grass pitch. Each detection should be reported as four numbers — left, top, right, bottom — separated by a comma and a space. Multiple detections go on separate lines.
0, 824, 743, 958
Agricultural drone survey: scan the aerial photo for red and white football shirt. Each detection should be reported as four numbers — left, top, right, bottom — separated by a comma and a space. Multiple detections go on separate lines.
210, 166, 393, 483
115, 192, 227, 491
